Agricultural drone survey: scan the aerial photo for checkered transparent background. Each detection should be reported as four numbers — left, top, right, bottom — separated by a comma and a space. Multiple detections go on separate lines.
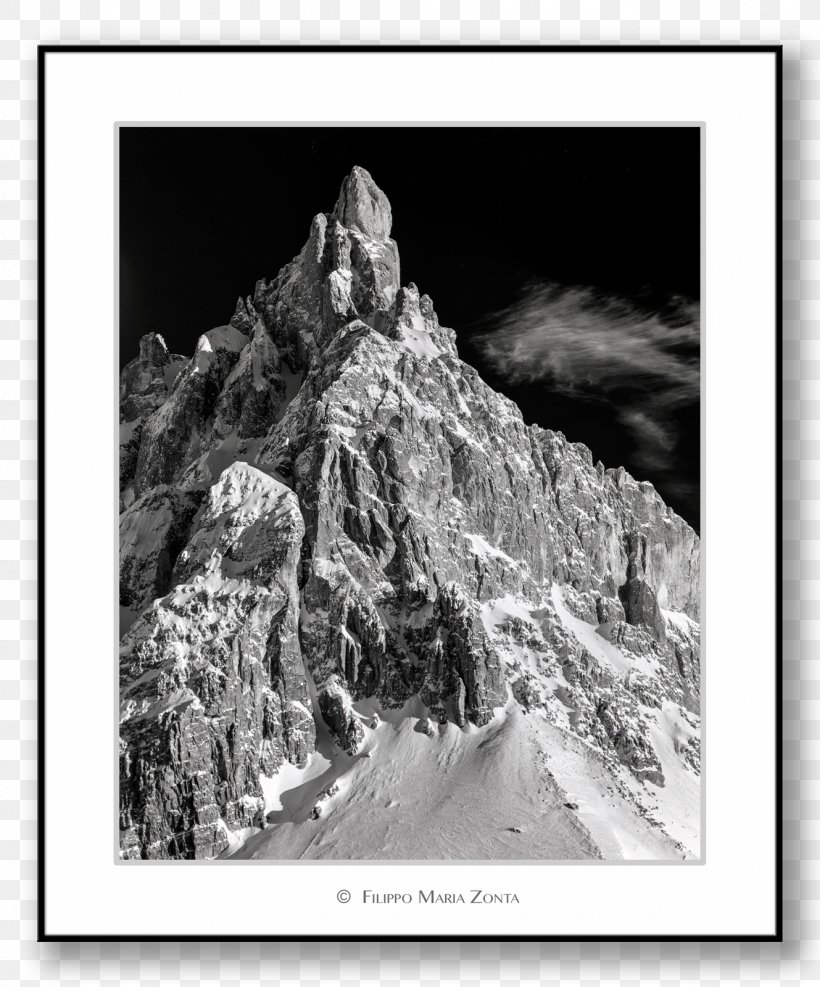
1, 1, 812, 981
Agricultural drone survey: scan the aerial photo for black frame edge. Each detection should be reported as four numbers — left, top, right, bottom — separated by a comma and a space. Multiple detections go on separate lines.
774, 41, 784, 946
36, 41, 784, 945
36, 43, 46, 945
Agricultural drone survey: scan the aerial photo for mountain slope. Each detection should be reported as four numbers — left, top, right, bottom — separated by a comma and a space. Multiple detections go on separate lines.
119, 166, 700, 861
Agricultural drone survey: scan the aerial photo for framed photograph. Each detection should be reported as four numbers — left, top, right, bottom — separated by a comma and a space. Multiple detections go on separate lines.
39, 45, 782, 941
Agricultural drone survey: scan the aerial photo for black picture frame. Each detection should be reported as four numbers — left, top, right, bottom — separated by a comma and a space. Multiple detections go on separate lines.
37, 43, 783, 943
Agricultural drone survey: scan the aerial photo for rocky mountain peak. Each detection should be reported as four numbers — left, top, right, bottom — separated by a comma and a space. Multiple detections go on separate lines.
229, 295, 257, 333
119, 167, 701, 863
332, 165, 393, 241
120, 332, 187, 438
137, 331, 170, 365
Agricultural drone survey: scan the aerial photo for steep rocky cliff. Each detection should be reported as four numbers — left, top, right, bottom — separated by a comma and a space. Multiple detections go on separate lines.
119, 166, 700, 860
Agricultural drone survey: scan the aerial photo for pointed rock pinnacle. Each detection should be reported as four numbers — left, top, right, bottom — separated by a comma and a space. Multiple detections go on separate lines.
332, 166, 393, 241
137, 331, 170, 365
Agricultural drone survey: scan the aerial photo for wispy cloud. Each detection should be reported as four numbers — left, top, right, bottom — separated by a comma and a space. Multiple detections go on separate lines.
473, 283, 700, 490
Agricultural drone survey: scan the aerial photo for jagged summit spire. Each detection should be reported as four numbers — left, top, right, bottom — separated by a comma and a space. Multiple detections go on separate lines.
138, 331, 169, 365
332, 165, 393, 241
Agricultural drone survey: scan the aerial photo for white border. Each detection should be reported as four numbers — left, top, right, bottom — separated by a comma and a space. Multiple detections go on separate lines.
43, 49, 777, 938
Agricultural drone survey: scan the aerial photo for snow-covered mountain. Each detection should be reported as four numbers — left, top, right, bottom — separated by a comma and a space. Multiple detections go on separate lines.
119, 167, 701, 861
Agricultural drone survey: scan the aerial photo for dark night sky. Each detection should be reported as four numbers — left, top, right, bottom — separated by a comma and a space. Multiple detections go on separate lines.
120, 127, 700, 529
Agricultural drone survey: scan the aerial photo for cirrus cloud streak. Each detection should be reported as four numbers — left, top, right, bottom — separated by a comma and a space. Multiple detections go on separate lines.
473, 283, 700, 497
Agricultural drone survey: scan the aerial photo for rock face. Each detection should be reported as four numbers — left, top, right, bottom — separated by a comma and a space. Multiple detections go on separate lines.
120, 332, 187, 423
119, 485, 204, 612
120, 463, 314, 859
119, 333, 189, 508
119, 166, 701, 860
333, 165, 393, 241
536, 429, 700, 620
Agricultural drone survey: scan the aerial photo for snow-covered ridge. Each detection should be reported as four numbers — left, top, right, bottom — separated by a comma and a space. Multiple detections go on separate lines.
204, 461, 295, 521
193, 324, 249, 372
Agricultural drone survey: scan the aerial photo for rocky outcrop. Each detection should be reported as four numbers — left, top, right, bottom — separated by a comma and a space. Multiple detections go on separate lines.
119, 333, 188, 504
119, 485, 204, 612
119, 464, 315, 859
332, 164, 393, 240
210, 321, 289, 442
229, 296, 257, 334
120, 332, 187, 423
421, 583, 505, 728
252, 167, 401, 367
131, 325, 249, 498
119, 166, 701, 859
537, 428, 700, 619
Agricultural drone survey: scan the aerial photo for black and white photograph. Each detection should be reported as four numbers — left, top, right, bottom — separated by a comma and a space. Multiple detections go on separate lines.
118, 125, 702, 863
